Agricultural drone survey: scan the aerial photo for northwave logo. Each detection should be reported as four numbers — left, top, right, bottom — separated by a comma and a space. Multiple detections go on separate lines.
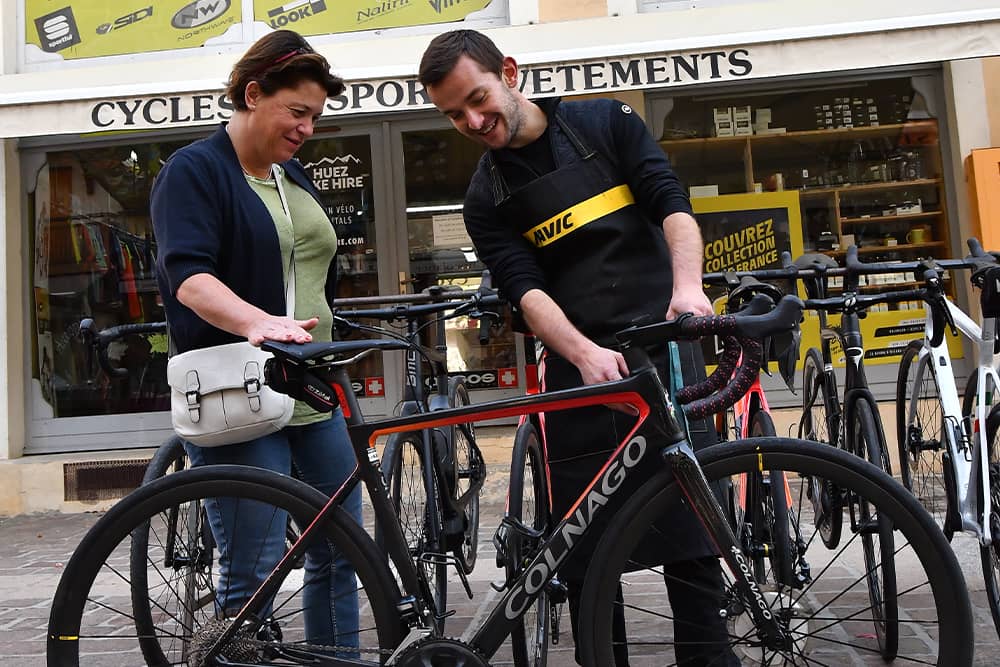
172, 0, 231, 29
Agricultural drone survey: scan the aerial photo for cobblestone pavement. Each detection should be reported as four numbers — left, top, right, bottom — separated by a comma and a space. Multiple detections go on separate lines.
3, 464, 1000, 666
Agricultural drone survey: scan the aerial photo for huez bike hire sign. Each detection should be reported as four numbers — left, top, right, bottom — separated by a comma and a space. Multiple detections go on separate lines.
26, 0, 240, 60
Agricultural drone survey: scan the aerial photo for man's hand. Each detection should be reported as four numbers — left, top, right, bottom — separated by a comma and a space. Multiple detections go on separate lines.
575, 343, 630, 385
667, 285, 714, 320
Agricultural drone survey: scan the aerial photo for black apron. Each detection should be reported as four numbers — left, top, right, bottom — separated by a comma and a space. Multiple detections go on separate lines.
487, 114, 718, 577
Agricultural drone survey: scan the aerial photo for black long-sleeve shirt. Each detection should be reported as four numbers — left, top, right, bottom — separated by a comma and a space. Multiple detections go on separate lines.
462, 97, 693, 308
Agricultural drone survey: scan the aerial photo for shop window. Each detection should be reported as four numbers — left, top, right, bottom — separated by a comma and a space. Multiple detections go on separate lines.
401, 129, 518, 390
32, 141, 186, 418
654, 76, 950, 265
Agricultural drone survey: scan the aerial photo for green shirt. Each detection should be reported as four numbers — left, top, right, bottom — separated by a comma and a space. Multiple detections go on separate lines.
245, 165, 337, 425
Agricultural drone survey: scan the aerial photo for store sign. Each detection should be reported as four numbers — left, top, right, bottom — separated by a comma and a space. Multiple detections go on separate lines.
25, 0, 239, 59
76, 47, 754, 132
303, 154, 371, 250
254, 0, 493, 35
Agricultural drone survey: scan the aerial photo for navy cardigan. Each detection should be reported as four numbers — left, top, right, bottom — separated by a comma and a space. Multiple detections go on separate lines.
151, 124, 336, 354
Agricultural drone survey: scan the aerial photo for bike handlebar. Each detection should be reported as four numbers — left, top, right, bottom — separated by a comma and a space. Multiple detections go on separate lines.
616, 294, 804, 419
78, 318, 167, 378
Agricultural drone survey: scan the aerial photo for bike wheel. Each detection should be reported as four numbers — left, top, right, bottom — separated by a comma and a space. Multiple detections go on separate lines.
48, 465, 405, 666
896, 340, 948, 530
850, 398, 899, 660
142, 435, 188, 483
506, 422, 550, 667
980, 403, 1000, 640
576, 438, 972, 667
801, 347, 843, 548
449, 378, 481, 573
377, 431, 448, 620
746, 411, 797, 589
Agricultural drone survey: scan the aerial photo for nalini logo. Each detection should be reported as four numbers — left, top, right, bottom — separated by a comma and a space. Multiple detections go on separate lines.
427, 0, 465, 12
172, 0, 231, 29
267, 0, 328, 28
35, 6, 81, 53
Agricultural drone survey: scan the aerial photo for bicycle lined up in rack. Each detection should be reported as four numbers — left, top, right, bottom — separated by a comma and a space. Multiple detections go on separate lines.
888, 239, 1000, 638
47, 289, 975, 666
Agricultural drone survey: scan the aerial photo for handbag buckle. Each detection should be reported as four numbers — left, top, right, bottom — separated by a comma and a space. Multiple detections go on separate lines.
244, 362, 263, 412
185, 371, 201, 423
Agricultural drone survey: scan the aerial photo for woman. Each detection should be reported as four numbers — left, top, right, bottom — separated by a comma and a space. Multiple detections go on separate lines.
150, 30, 361, 650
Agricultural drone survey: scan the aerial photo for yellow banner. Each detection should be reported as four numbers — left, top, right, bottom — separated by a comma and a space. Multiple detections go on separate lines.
522, 185, 635, 248
254, 0, 494, 35
26, 1, 240, 60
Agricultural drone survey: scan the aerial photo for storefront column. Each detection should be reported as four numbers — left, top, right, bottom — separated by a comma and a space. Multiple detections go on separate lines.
0, 138, 26, 462
985, 57, 1000, 144
943, 59, 992, 250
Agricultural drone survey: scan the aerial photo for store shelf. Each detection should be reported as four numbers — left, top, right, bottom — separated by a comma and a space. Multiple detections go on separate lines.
840, 211, 943, 225
658, 121, 938, 152
820, 241, 946, 256
798, 178, 942, 197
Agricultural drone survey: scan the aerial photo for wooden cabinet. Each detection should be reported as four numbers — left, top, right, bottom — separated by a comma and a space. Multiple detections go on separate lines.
660, 120, 951, 269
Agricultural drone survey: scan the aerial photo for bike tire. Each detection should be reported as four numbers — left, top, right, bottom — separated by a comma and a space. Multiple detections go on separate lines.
449, 378, 481, 573
142, 435, 188, 483
507, 422, 550, 667
48, 465, 405, 666
896, 340, 949, 531
747, 410, 796, 589
980, 403, 1000, 641
576, 438, 972, 667
377, 431, 448, 621
850, 397, 899, 660
801, 346, 843, 548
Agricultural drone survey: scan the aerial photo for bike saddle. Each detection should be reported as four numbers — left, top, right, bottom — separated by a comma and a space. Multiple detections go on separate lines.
793, 253, 839, 271
262, 338, 406, 365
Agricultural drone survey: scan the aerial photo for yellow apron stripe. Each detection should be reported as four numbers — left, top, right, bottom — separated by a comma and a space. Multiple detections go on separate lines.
522, 184, 635, 248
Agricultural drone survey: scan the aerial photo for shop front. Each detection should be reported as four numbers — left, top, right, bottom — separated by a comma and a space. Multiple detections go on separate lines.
3, 5, 1000, 459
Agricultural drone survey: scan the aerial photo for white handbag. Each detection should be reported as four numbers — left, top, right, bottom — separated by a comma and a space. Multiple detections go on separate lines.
167, 165, 296, 447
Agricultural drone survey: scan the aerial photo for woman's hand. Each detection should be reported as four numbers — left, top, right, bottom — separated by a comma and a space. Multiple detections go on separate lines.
246, 316, 319, 346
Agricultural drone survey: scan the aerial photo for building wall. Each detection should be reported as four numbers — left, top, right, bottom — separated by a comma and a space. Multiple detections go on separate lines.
1, 1, 1000, 512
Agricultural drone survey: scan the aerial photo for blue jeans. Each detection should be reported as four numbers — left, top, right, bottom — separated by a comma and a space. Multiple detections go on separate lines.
184, 411, 363, 649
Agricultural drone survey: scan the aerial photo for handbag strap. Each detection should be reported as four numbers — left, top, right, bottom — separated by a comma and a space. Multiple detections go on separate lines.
272, 164, 295, 318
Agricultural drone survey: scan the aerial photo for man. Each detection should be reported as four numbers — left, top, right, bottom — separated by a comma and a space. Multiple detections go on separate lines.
420, 30, 738, 666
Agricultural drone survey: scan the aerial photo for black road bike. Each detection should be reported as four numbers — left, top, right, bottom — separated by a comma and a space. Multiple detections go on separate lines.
48, 293, 975, 666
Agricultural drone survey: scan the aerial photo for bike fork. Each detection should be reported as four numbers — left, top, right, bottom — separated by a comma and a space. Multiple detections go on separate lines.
662, 440, 791, 652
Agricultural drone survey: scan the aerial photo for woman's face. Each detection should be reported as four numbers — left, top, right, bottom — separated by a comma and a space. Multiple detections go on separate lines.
246, 79, 328, 163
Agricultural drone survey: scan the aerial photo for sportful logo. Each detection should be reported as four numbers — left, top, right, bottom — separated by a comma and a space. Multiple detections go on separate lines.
267, 0, 328, 28
35, 7, 81, 53
172, 0, 231, 29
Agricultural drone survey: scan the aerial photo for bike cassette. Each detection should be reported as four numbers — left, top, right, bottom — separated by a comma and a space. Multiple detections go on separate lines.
394, 636, 490, 667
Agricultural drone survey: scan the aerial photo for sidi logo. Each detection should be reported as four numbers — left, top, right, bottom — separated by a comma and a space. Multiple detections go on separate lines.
172, 0, 231, 29
97, 7, 153, 35
35, 7, 81, 53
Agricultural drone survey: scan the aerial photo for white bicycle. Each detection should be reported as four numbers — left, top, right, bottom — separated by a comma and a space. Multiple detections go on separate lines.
891, 238, 1000, 638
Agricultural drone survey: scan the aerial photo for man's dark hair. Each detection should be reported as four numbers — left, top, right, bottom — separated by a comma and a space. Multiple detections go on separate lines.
419, 29, 504, 87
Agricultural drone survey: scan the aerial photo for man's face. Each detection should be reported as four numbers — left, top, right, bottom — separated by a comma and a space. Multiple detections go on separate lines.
426, 54, 524, 150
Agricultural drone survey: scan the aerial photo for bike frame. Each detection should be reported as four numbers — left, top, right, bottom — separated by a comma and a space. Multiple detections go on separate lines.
908, 297, 1000, 543
203, 349, 789, 665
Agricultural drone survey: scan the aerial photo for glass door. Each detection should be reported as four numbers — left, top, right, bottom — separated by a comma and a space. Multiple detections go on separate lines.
390, 118, 523, 401
296, 128, 394, 416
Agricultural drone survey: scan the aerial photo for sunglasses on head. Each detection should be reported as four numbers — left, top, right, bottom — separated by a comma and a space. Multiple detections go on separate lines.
255, 46, 311, 77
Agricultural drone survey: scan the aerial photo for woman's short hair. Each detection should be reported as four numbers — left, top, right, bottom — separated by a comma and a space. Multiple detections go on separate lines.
419, 29, 504, 87
226, 30, 344, 111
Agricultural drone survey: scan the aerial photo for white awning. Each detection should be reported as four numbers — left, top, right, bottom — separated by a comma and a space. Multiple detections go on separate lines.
2, 2, 999, 139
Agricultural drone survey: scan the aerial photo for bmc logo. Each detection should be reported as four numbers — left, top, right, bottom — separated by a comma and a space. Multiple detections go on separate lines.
172, 0, 231, 29
35, 6, 81, 53
97, 7, 153, 35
